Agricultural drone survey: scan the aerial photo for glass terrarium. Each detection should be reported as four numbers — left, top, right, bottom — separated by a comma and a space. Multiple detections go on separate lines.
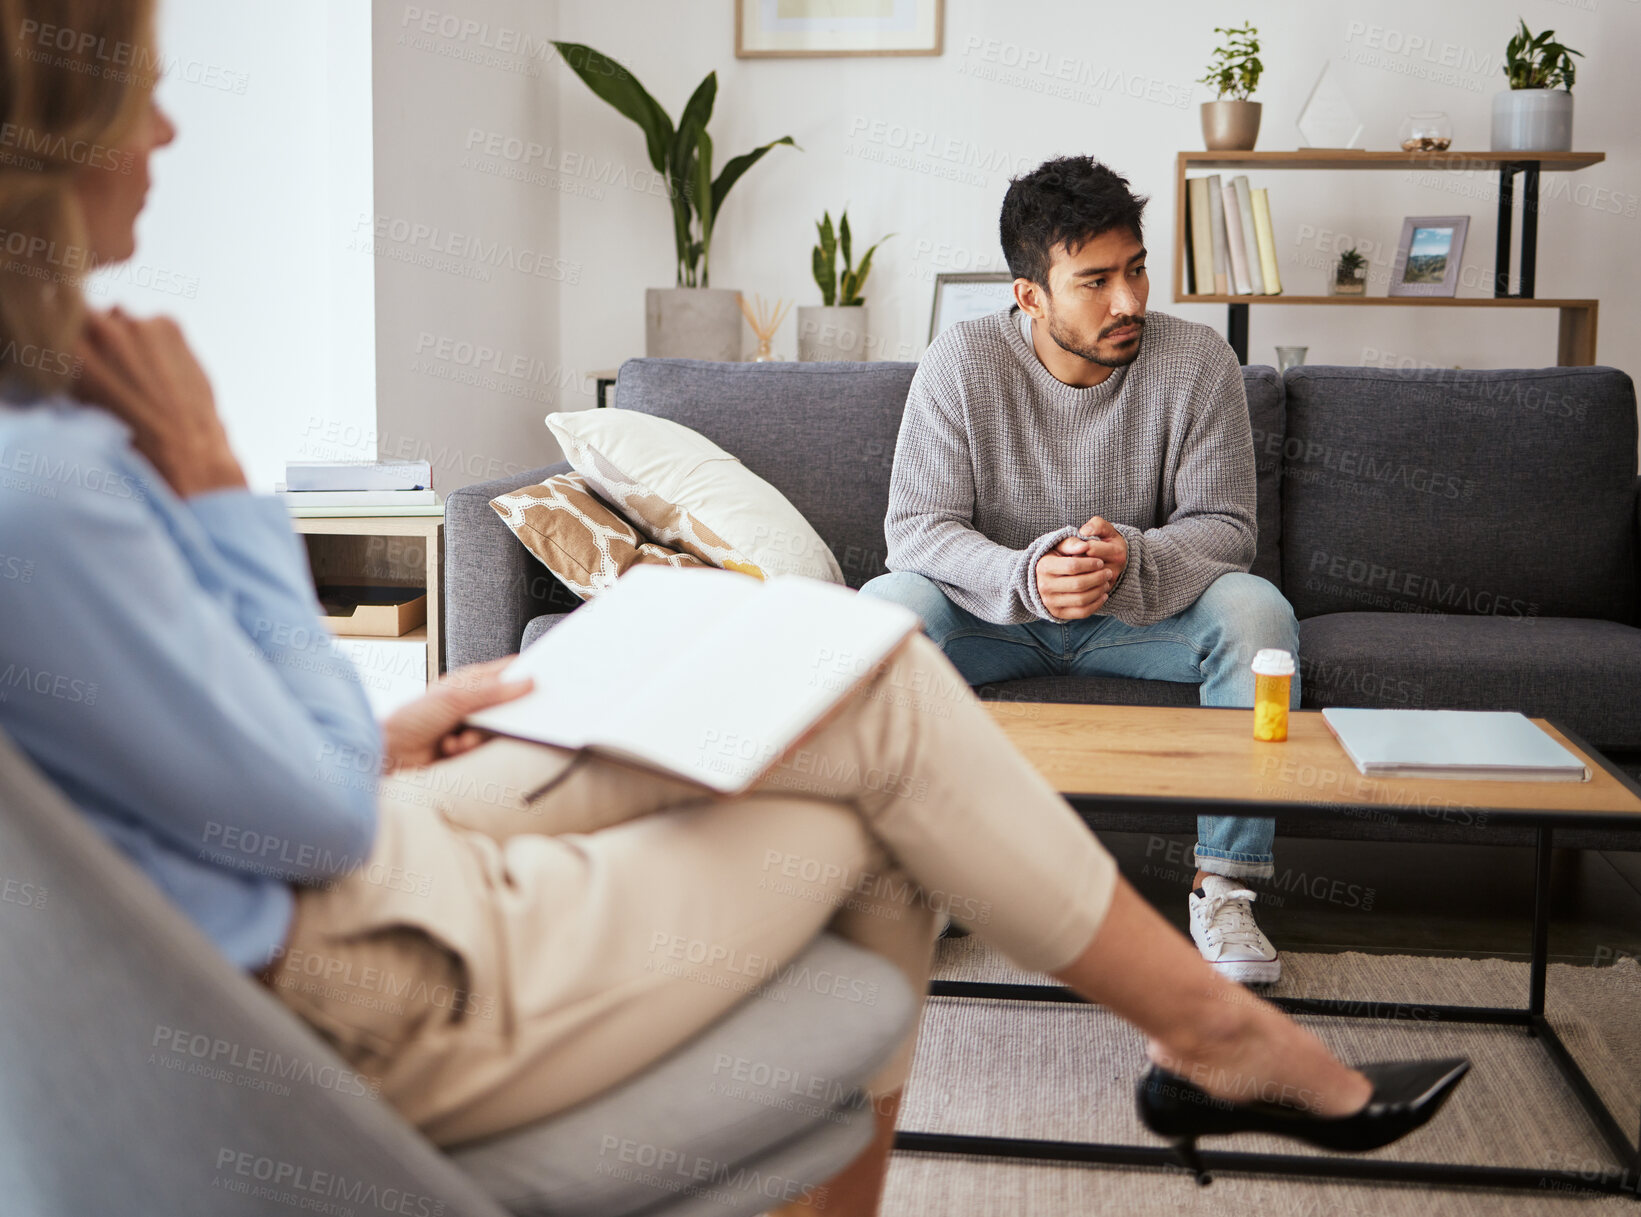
1331, 247, 1368, 295
1400, 111, 1453, 153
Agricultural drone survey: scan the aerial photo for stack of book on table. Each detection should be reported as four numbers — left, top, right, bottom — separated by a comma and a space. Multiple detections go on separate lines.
276, 460, 441, 515
1183, 173, 1282, 297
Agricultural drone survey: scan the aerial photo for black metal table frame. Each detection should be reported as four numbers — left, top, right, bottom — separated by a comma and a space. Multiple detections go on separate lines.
894, 723, 1641, 1199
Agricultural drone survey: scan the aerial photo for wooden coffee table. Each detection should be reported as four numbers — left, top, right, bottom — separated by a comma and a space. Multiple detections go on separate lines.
896, 704, 1641, 1198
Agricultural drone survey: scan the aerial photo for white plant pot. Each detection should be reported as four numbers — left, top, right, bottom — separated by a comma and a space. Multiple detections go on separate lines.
796, 305, 869, 362
1490, 89, 1574, 153
645, 287, 743, 361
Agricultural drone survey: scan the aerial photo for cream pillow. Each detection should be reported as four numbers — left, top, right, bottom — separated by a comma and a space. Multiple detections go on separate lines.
545, 409, 845, 584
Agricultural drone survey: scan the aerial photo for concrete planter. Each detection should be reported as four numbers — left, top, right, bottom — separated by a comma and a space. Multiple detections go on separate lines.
1490, 89, 1574, 153
796, 305, 869, 362
1200, 100, 1261, 151
645, 287, 743, 361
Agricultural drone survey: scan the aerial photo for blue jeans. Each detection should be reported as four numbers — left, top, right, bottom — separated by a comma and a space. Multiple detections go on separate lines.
859, 571, 1300, 879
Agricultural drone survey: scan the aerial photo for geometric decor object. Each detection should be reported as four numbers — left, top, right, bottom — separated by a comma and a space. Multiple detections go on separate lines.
1297, 61, 1365, 149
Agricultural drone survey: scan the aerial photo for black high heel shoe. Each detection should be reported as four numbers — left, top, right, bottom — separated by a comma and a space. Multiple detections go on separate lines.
1136, 1058, 1470, 1185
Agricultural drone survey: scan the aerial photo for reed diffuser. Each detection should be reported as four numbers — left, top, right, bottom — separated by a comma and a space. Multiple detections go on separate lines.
739, 294, 791, 362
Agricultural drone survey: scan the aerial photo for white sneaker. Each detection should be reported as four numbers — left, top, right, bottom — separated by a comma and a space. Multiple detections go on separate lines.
1189, 875, 1281, 984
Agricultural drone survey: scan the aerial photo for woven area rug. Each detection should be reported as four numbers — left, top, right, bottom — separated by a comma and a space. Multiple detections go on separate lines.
884, 939, 1641, 1215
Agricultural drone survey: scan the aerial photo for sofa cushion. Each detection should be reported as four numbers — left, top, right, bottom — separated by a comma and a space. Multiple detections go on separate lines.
1281, 366, 1640, 623
1298, 611, 1641, 749
979, 674, 1201, 709
611, 360, 917, 588
613, 359, 1288, 593
1243, 365, 1285, 586
490, 472, 708, 600
547, 408, 843, 583
521, 612, 572, 650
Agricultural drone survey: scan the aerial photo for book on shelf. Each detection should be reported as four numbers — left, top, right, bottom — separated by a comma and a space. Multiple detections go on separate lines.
1187, 177, 1214, 296
1321, 708, 1590, 782
1205, 174, 1230, 295
466, 565, 920, 795
286, 504, 445, 518
1249, 187, 1282, 296
1182, 189, 1196, 294
1231, 176, 1266, 294
285, 460, 432, 492
1220, 182, 1253, 295
275, 486, 439, 508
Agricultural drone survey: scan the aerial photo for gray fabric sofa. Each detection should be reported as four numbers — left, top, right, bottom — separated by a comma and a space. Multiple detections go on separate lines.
0, 729, 916, 1216
445, 358, 1641, 843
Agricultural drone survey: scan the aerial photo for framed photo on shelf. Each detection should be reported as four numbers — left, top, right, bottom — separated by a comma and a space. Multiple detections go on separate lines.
929, 273, 1016, 343
1389, 215, 1469, 298
736, 0, 944, 58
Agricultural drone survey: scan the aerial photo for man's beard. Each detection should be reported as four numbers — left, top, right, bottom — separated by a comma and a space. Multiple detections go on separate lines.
1045, 311, 1145, 368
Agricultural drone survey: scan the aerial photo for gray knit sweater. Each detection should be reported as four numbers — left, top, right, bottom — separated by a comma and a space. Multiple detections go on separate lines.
884, 307, 1256, 627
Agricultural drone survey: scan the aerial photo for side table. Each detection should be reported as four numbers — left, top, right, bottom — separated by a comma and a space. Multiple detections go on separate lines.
288, 507, 445, 711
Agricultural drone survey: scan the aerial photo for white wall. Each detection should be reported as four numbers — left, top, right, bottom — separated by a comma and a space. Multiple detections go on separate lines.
118, 2, 1641, 493
550, 0, 1640, 383
370, 0, 568, 494
91, 0, 377, 493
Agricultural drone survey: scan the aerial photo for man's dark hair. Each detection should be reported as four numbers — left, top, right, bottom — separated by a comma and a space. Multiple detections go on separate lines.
999, 156, 1148, 291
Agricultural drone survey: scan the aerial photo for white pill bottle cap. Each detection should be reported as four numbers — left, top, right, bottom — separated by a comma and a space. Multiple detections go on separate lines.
1251, 648, 1295, 677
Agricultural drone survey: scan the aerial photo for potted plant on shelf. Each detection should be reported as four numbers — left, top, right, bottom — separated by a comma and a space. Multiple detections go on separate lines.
1331, 246, 1367, 296
553, 42, 797, 361
1197, 23, 1262, 151
1491, 20, 1582, 153
798, 209, 892, 362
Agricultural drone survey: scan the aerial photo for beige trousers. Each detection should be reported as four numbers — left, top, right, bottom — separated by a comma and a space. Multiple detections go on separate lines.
264, 634, 1118, 1147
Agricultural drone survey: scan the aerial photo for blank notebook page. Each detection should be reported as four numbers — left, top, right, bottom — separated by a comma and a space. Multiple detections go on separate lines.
466, 567, 918, 792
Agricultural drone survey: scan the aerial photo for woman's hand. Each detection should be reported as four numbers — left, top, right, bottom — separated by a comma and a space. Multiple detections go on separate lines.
74, 307, 247, 497
379, 658, 534, 773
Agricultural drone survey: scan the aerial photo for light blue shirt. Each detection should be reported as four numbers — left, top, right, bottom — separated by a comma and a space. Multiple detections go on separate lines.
0, 395, 382, 970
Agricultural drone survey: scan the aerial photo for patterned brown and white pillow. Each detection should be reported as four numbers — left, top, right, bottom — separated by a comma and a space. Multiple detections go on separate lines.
546, 408, 844, 584
490, 472, 709, 600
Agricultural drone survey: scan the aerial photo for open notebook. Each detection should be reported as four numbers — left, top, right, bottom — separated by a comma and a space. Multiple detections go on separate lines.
465, 566, 921, 793
1321, 708, 1591, 782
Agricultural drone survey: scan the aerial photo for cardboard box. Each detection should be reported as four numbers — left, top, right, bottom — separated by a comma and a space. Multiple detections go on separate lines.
318, 586, 428, 638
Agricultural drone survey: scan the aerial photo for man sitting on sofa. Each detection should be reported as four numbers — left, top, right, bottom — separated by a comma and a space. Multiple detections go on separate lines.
861, 154, 1299, 984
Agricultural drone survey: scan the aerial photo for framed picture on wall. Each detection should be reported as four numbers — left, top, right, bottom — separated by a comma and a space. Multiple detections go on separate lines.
929, 273, 1016, 343
735, 0, 944, 58
1388, 215, 1469, 298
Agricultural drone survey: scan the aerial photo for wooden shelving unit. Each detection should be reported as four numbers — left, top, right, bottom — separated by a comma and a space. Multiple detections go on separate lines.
291, 513, 444, 683
1171, 149, 1607, 365
1175, 150, 1605, 173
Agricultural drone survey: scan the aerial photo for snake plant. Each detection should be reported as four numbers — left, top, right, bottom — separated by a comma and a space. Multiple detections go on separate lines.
812, 209, 892, 307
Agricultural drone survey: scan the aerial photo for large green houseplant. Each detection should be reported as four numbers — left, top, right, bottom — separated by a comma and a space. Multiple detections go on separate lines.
1491, 19, 1583, 152
553, 42, 796, 359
